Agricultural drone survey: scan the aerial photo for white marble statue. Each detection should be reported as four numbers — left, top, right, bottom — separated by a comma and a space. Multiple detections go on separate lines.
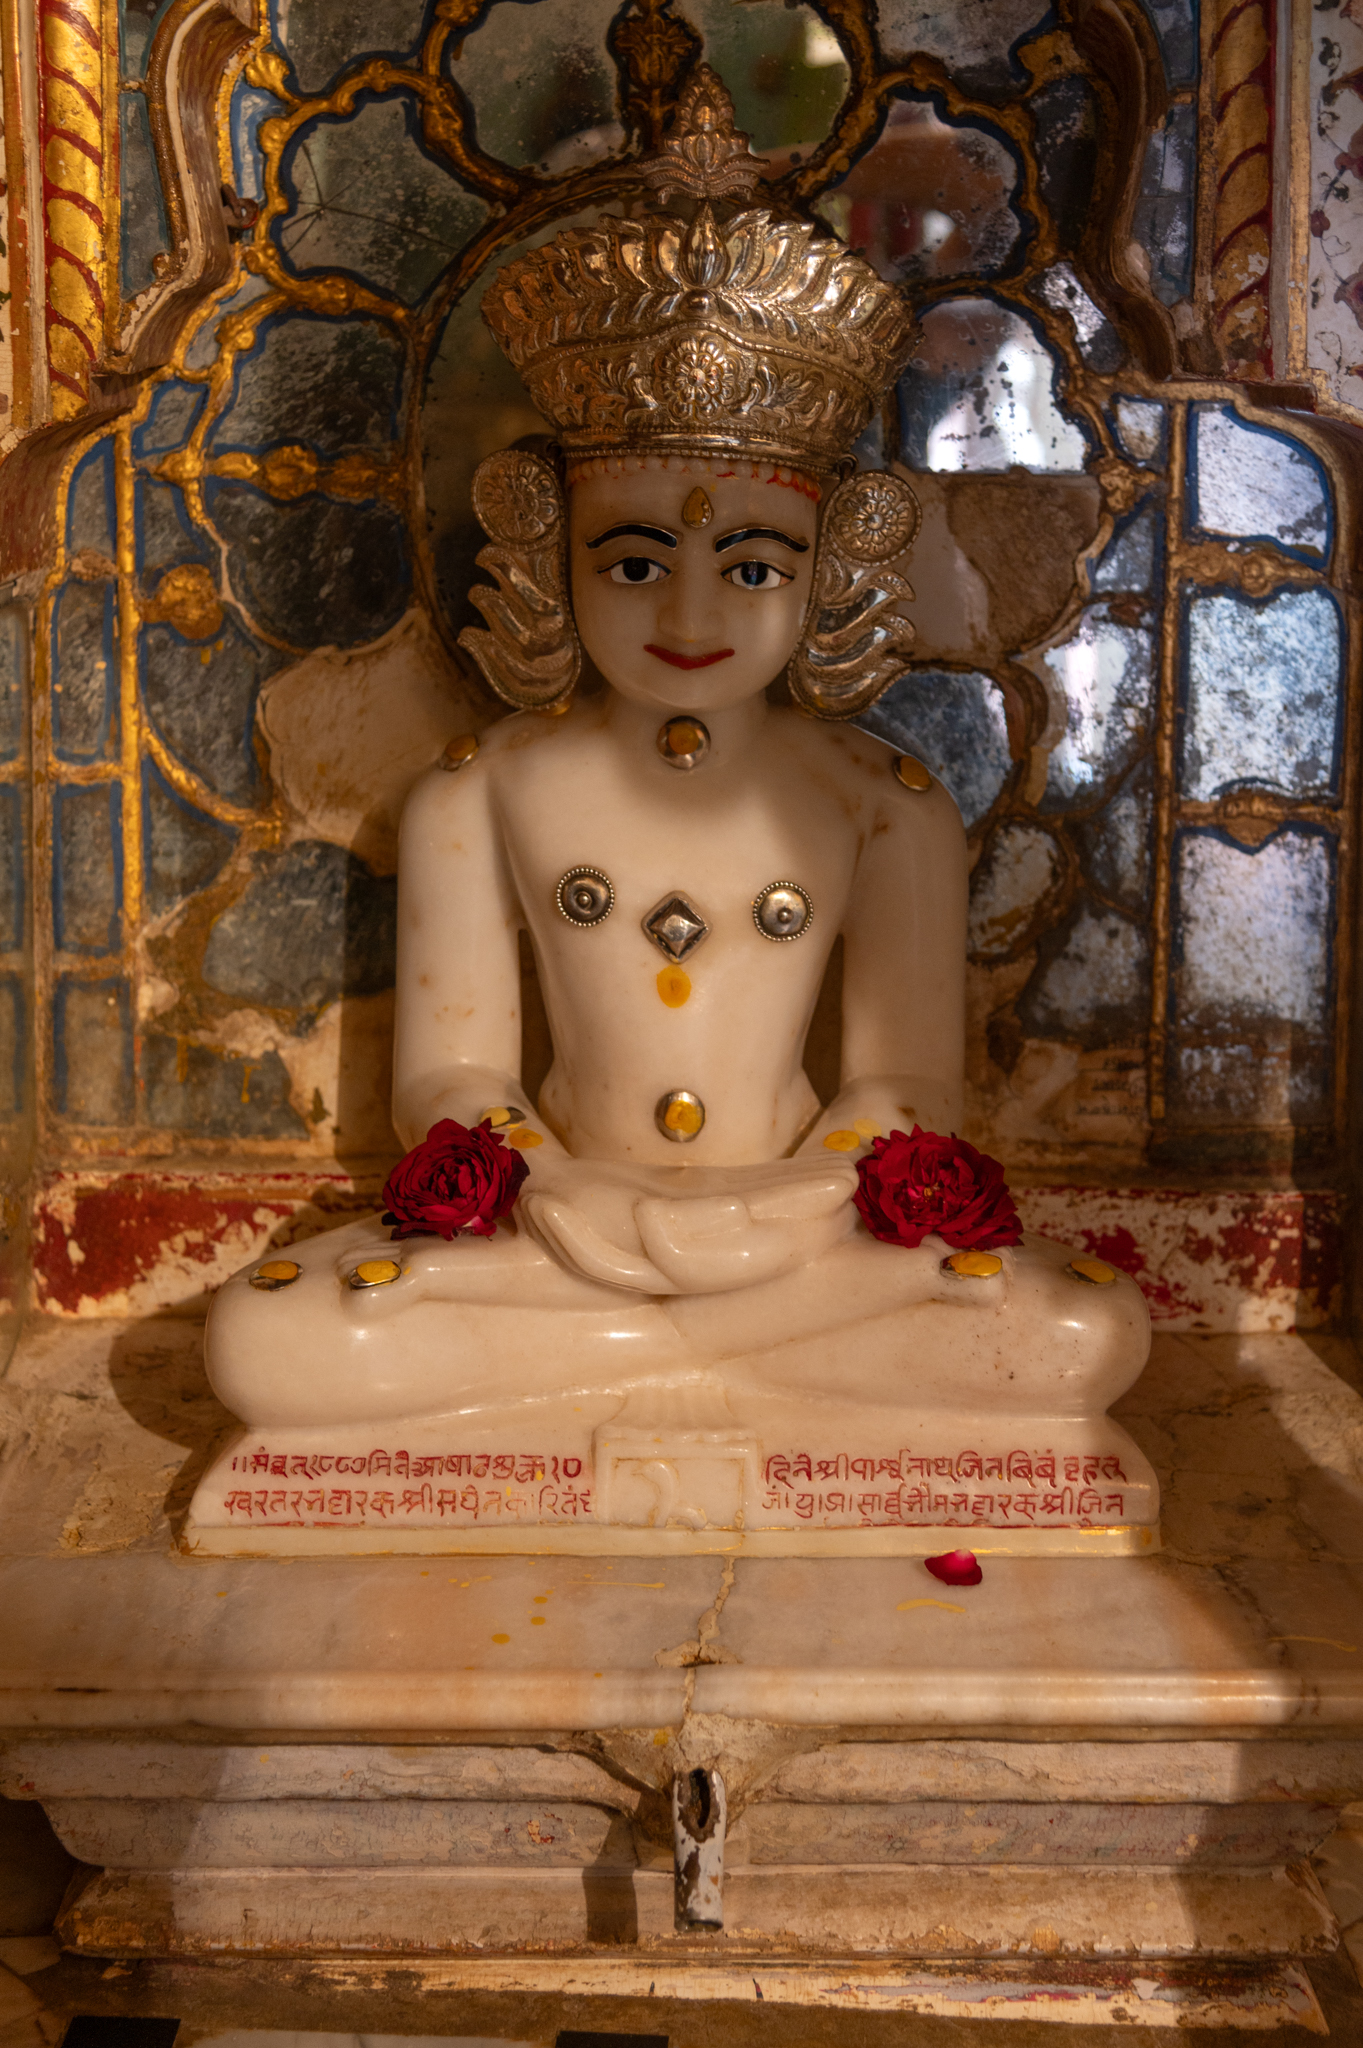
187, 71, 1155, 1555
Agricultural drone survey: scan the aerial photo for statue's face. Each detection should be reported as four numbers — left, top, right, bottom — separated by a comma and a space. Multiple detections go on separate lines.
568, 463, 820, 711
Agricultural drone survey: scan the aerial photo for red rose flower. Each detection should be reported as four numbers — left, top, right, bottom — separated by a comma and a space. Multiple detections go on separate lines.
926, 1549, 982, 1587
381, 1118, 528, 1241
853, 1125, 1022, 1251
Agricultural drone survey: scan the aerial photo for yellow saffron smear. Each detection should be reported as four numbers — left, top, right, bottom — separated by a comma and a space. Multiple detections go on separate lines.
506, 1126, 544, 1148
852, 1118, 882, 1140
823, 1129, 860, 1151
664, 1097, 703, 1137
657, 966, 691, 1007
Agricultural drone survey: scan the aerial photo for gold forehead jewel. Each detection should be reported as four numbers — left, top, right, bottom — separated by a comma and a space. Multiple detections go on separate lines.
682, 487, 713, 528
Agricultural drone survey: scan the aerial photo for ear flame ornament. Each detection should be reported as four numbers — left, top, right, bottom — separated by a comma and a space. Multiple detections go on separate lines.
458, 449, 581, 712
788, 471, 921, 719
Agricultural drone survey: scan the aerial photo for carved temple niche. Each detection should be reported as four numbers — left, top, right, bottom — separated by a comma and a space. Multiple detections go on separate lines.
0, 0, 1356, 1331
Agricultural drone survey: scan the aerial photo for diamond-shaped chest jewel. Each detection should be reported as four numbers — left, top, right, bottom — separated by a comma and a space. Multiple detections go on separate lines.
642, 893, 710, 961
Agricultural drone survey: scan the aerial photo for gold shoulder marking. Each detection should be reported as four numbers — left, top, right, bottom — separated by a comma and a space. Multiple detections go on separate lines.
893, 753, 932, 792
441, 734, 479, 771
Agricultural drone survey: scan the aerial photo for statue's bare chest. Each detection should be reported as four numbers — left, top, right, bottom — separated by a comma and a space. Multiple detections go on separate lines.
501, 757, 858, 963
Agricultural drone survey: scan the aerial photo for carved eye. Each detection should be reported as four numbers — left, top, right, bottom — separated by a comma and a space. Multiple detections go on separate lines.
723, 560, 792, 591
604, 556, 669, 585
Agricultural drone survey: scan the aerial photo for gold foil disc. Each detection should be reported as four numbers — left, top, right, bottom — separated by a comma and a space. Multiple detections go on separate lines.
249, 1259, 301, 1291
656, 1089, 705, 1141
894, 754, 932, 792
943, 1249, 1003, 1279
1068, 1256, 1117, 1285
350, 1258, 403, 1288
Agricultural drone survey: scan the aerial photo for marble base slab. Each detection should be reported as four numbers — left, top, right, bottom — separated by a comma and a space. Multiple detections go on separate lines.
60, 1859, 1339, 1961
5, 1314, 1363, 1983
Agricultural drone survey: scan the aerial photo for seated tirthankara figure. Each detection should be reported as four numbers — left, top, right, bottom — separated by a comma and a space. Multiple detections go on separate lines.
188, 72, 1156, 1555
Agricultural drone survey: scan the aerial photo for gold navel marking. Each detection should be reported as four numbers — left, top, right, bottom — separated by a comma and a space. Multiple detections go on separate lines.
657, 966, 691, 1007
894, 754, 932, 792
943, 1250, 1003, 1279
656, 1089, 705, 1141
1068, 1257, 1116, 1285
682, 486, 713, 528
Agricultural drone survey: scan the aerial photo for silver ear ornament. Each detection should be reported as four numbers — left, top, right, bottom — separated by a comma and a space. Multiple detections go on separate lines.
787, 470, 921, 720
458, 448, 581, 713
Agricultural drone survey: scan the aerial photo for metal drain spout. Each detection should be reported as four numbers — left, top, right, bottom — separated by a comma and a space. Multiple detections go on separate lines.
672, 1765, 726, 1930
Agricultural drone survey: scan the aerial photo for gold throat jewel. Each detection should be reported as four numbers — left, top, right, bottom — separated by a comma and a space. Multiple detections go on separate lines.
682, 487, 713, 528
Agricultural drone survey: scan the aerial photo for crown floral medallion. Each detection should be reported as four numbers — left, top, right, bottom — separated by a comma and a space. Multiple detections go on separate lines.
479, 68, 918, 473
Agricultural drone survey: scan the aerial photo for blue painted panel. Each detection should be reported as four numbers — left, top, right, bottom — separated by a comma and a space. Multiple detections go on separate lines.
53, 784, 122, 956
53, 976, 133, 1123
51, 581, 117, 763
0, 608, 26, 763
0, 786, 25, 954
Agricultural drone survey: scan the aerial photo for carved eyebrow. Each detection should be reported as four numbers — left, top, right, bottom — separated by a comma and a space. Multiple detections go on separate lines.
713, 526, 810, 554
585, 523, 678, 550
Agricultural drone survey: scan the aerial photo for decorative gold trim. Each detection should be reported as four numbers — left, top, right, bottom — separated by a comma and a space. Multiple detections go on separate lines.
38, 0, 106, 416
1206, 0, 1273, 375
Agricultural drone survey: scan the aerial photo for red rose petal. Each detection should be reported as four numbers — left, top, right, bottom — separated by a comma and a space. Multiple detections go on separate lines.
381, 1117, 528, 1242
925, 1549, 982, 1586
853, 1126, 1021, 1253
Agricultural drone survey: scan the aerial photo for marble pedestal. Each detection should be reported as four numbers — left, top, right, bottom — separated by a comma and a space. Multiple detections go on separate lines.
4, 1314, 1363, 2027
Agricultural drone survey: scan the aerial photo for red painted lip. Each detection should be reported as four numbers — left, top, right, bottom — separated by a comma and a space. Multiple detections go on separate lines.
644, 643, 735, 671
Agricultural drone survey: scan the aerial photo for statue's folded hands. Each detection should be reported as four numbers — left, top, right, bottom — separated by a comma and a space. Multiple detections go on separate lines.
521, 1153, 859, 1295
